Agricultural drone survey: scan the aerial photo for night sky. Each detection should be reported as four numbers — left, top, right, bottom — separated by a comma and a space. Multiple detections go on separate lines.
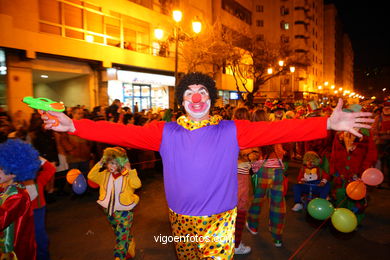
325, 1, 390, 97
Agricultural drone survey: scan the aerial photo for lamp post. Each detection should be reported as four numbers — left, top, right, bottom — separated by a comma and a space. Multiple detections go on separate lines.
154, 10, 202, 110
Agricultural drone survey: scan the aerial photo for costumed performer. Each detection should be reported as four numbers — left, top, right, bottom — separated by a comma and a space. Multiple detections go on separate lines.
330, 104, 377, 224
0, 139, 41, 260
88, 147, 140, 260
291, 151, 330, 211
42, 72, 373, 259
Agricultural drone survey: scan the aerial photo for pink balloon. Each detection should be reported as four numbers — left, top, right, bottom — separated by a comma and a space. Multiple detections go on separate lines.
361, 168, 384, 186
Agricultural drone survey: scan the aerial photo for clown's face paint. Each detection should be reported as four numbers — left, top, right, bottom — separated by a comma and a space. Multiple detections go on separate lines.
183, 84, 211, 121
107, 160, 120, 174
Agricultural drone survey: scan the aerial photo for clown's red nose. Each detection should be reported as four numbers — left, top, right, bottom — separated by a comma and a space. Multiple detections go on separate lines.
192, 93, 202, 103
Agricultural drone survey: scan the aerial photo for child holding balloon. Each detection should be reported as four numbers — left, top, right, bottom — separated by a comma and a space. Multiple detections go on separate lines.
88, 147, 141, 260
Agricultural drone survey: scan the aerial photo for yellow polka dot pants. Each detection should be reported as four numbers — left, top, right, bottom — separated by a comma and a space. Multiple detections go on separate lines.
169, 208, 236, 260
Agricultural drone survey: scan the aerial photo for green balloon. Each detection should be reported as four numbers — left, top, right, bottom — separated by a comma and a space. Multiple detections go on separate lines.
331, 208, 358, 233
307, 198, 335, 220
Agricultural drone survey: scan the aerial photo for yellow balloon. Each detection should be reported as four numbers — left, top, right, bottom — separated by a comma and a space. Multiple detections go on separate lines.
331, 208, 358, 233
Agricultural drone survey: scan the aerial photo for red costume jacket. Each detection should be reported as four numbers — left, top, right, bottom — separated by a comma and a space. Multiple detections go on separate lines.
32, 160, 56, 210
329, 133, 377, 185
0, 185, 36, 260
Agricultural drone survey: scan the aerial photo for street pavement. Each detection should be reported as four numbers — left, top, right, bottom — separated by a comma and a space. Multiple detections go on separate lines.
47, 161, 390, 260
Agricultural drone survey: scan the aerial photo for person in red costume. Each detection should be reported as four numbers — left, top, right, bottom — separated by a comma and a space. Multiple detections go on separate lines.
0, 139, 41, 260
40, 72, 374, 259
24, 157, 56, 260
330, 104, 378, 224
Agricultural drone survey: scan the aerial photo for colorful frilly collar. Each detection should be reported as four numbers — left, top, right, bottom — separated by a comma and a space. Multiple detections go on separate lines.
177, 115, 222, 131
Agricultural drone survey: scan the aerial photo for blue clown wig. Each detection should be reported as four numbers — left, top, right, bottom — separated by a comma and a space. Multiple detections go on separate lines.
0, 139, 40, 182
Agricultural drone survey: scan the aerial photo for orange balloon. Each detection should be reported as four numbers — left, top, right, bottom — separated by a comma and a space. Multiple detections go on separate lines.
66, 169, 81, 184
346, 180, 366, 200
88, 179, 99, 189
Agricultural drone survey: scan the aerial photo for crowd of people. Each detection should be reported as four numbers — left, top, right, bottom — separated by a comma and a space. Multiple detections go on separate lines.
0, 71, 388, 259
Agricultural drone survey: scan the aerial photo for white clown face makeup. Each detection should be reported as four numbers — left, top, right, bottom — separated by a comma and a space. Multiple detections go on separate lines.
182, 84, 211, 121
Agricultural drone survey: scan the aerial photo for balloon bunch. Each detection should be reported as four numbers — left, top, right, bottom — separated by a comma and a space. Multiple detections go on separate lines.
66, 169, 99, 194
307, 168, 383, 233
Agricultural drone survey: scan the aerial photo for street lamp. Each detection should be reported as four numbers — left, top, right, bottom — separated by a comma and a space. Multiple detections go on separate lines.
154, 10, 202, 110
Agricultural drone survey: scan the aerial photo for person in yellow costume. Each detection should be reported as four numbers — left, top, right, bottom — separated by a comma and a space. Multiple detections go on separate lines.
88, 147, 141, 260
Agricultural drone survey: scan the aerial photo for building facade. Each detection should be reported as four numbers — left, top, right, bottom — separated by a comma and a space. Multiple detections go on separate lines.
0, 0, 354, 118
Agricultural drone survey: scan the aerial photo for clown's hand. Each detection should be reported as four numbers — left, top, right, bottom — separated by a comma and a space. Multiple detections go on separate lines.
41, 111, 76, 133
327, 98, 374, 138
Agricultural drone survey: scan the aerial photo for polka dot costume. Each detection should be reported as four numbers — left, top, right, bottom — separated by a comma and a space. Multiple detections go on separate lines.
169, 208, 236, 259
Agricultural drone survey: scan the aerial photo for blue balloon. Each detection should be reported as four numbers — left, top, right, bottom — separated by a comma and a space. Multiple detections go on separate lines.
72, 174, 87, 195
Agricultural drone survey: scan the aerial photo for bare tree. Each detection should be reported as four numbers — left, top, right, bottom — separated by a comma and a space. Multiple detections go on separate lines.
180, 23, 310, 105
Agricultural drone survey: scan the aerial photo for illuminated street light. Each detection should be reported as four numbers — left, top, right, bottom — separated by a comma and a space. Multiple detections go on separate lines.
289, 66, 295, 73
192, 17, 202, 34
318, 86, 322, 90
278, 60, 284, 66
324, 82, 329, 86
154, 28, 164, 40
338, 87, 343, 91
172, 10, 182, 22
267, 68, 273, 74
331, 85, 335, 89
334, 90, 338, 94
371, 96, 376, 99
383, 88, 387, 92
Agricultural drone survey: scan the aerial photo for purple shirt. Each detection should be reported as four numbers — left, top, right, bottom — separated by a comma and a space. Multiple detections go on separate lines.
160, 121, 239, 216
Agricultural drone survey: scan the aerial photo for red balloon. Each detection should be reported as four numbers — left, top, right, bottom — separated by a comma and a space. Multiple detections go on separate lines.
346, 180, 366, 200
87, 179, 99, 189
361, 168, 384, 186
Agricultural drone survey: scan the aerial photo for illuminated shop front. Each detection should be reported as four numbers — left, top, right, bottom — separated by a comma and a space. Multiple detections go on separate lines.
107, 69, 175, 112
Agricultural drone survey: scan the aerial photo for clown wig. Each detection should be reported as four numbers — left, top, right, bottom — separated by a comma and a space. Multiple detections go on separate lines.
0, 139, 40, 181
303, 151, 321, 167
101, 147, 129, 171
175, 72, 218, 108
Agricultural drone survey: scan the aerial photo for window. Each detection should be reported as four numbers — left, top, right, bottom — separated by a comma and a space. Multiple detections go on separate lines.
256, 20, 264, 27
222, 0, 252, 25
281, 35, 289, 43
256, 34, 265, 41
256, 5, 263, 12
280, 6, 289, 16
281, 21, 289, 30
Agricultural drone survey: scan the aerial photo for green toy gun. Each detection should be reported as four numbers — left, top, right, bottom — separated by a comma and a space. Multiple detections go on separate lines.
23, 97, 65, 127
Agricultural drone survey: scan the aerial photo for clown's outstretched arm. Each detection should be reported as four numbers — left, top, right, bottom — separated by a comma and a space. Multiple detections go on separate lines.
42, 111, 165, 151
236, 99, 374, 149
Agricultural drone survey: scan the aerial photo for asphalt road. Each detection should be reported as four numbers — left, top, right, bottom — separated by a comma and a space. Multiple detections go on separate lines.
46, 161, 390, 260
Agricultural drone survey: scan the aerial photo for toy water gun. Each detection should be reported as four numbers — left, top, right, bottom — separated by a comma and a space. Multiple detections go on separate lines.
23, 97, 65, 127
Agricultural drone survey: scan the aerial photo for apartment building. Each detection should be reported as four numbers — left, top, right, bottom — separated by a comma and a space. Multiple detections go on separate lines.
247, 0, 325, 99
0, 0, 353, 117
324, 3, 354, 95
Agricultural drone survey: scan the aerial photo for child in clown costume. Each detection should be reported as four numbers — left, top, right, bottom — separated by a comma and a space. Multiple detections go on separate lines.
246, 108, 287, 247
0, 139, 41, 260
42, 72, 373, 259
88, 147, 141, 260
291, 151, 330, 211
